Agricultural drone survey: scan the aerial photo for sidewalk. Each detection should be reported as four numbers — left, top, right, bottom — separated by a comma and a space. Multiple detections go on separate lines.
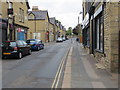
62, 43, 118, 88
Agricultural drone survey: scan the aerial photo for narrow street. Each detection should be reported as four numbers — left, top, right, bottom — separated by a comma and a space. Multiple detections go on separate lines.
2, 40, 70, 88
2, 38, 119, 88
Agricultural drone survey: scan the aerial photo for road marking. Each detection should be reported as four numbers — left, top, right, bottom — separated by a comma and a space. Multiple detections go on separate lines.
51, 47, 70, 89
62, 47, 73, 88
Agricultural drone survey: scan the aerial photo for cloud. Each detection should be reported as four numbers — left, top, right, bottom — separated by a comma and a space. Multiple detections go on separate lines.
28, 0, 82, 29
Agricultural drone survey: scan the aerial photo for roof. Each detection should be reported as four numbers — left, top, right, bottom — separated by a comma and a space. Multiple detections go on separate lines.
49, 17, 55, 25
28, 10, 48, 20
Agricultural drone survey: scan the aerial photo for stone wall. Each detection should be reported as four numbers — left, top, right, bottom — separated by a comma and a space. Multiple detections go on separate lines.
94, 2, 119, 73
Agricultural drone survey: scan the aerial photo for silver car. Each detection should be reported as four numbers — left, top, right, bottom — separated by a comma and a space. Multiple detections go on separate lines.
56, 37, 63, 42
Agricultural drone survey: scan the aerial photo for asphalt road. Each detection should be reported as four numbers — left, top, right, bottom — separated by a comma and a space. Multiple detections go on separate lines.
2, 40, 71, 88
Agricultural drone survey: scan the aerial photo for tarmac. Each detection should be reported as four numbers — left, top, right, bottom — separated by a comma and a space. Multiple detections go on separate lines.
62, 40, 118, 88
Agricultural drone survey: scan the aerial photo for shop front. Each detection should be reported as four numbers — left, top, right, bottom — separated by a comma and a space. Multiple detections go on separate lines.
16, 27, 27, 41
82, 13, 90, 49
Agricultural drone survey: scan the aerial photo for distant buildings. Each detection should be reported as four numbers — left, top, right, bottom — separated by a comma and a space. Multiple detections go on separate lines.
0, 2, 66, 42
28, 6, 66, 42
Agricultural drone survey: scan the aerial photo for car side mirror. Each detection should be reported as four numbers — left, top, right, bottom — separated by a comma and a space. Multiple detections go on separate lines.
26, 40, 30, 44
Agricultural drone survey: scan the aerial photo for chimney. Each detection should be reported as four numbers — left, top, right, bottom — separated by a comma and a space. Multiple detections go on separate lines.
32, 6, 39, 11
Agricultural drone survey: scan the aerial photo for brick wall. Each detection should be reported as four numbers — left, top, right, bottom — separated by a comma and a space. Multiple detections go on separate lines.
94, 2, 119, 73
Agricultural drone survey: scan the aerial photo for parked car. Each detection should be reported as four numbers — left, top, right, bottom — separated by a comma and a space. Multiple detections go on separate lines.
62, 37, 66, 41
65, 36, 69, 40
26, 39, 44, 51
56, 37, 63, 42
2, 40, 31, 59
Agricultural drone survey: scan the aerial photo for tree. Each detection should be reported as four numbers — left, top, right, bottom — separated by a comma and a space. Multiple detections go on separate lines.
66, 27, 72, 35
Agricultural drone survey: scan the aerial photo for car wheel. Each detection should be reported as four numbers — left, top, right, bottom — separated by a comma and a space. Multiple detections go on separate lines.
17, 52, 22, 59
28, 50, 32, 55
37, 47, 40, 51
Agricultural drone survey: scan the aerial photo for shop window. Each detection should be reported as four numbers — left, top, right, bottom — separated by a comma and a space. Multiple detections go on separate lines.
86, 28, 90, 47
95, 14, 104, 52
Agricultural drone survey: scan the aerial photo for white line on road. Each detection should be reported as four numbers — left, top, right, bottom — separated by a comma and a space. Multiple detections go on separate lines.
51, 47, 70, 89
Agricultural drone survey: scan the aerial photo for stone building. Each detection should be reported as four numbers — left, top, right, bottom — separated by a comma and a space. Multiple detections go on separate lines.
82, 1, 120, 73
1, 0, 30, 41
28, 6, 50, 42
49, 17, 56, 41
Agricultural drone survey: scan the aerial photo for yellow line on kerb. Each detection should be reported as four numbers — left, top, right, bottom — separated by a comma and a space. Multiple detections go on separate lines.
51, 47, 70, 89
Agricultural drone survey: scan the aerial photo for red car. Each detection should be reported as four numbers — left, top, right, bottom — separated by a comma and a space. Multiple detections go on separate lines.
2, 40, 31, 59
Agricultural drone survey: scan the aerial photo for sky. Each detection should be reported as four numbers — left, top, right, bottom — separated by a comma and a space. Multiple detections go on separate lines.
28, 0, 83, 29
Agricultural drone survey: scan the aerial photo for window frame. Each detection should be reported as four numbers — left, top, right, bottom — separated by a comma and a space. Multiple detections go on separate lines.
95, 12, 104, 53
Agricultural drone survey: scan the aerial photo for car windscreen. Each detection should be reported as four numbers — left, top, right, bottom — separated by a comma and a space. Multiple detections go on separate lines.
29, 40, 36, 43
2, 42, 17, 47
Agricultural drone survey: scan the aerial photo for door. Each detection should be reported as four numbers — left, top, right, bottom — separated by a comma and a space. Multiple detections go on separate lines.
17, 32, 25, 40
17, 41, 25, 55
22, 41, 29, 54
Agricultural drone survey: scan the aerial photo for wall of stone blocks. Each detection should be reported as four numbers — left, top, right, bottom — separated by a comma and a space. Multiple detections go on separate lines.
94, 2, 119, 73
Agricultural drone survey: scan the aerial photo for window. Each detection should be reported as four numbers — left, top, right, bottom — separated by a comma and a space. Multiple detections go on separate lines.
95, 14, 104, 52
17, 41, 23, 46
9, 2, 13, 9
86, 28, 90, 47
22, 9, 24, 22
22, 41, 27, 46
19, 8, 24, 22
19, 8, 21, 22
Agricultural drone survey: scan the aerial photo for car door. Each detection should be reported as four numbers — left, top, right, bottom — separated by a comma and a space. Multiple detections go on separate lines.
22, 41, 30, 54
17, 41, 25, 55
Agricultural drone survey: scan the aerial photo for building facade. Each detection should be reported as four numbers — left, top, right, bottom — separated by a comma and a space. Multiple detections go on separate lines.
1, 0, 30, 41
28, 6, 50, 42
49, 17, 56, 41
82, 1, 120, 73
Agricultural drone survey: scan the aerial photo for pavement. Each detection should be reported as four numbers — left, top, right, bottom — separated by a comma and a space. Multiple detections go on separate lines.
62, 39, 118, 88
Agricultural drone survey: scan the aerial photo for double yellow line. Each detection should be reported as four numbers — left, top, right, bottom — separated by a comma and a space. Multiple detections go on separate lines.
51, 48, 70, 89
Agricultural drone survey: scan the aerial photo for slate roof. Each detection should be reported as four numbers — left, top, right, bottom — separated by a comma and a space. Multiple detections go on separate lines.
28, 10, 48, 20
49, 17, 55, 25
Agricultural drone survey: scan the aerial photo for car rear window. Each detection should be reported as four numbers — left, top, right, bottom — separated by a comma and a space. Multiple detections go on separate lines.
29, 40, 36, 43
3, 42, 17, 47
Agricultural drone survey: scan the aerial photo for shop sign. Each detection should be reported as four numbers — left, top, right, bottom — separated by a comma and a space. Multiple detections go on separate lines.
94, 5, 103, 18
18, 28, 21, 32
18, 28, 25, 32
82, 13, 89, 29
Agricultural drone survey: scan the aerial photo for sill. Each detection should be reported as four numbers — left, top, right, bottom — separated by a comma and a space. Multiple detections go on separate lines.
95, 49, 104, 54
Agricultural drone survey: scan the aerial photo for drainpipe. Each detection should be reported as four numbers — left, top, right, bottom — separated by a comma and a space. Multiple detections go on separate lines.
7, 1, 10, 41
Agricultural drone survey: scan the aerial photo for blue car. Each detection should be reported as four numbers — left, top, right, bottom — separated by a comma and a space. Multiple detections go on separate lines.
26, 39, 44, 51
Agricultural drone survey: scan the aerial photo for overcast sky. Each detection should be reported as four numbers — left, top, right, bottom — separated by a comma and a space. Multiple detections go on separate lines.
28, 0, 83, 29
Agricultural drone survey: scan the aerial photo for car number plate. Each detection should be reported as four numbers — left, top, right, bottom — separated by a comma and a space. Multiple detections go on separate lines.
3, 53, 11, 55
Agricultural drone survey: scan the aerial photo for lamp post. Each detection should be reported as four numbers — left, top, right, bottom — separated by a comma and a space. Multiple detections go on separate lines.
78, 11, 83, 43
